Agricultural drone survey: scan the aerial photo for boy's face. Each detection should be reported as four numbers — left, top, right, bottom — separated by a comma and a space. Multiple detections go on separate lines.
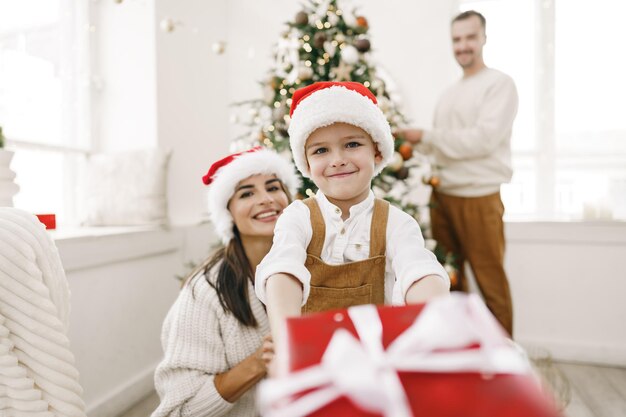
305, 122, 382, 208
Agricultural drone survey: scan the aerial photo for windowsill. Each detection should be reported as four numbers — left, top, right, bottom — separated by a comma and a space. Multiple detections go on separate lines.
48, 219, 625, 274
50, 225, 165, 241
504, 220, 626, 245
52, 225, 184, 272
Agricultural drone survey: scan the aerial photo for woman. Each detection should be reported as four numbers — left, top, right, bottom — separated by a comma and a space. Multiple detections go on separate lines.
152, 147, 300, 417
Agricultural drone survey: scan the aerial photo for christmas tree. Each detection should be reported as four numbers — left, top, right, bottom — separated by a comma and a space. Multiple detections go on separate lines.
230, 0, 457, 281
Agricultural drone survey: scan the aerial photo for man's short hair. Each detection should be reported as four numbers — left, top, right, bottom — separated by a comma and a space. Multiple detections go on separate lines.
452, 10, 486, 31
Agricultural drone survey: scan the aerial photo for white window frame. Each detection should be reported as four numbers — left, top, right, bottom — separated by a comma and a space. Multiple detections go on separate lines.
460, 0, 626, 221
1, 0, 93, 224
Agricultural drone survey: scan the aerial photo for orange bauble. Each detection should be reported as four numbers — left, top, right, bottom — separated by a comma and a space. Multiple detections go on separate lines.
429, 176, 441, 187
356, 16, 369, 27
398, 143, 413, 160
448, 270, 458, 287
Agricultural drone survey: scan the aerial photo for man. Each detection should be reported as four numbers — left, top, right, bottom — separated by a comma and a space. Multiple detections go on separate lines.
397, 10, 518, 336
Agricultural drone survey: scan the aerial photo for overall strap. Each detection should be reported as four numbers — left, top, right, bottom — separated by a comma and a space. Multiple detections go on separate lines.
369, 198, 389, 257
303, 198, 325, 258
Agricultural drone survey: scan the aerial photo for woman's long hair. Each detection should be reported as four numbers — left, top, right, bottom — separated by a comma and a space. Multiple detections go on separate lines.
183, 180, 292, 327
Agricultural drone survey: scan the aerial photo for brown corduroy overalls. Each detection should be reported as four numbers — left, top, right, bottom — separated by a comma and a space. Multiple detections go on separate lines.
301, 197, 389, 314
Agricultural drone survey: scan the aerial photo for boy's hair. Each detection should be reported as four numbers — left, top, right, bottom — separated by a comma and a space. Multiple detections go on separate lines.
288, 81, 394, 178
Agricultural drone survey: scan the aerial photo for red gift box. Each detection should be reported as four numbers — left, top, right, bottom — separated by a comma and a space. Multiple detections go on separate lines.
35, 213, 56, 230
260, 294, 561, 417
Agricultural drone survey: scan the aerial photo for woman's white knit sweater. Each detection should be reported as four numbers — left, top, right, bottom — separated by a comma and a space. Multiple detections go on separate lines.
151, 267, 270, 417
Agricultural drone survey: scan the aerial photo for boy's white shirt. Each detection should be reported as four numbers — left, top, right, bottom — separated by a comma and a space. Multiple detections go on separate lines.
255, 190, 450, 306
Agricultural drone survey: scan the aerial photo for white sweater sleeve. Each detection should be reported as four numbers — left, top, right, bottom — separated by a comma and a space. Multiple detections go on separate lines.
423, 74, 518, 160
386, 207, 450, 304
152, 279, 235, 417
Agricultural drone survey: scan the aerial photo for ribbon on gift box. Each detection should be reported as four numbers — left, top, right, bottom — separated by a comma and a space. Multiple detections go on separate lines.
259, 294, 533, 417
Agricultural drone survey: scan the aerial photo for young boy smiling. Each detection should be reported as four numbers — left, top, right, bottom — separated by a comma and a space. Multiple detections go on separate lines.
255, 82, 450, 349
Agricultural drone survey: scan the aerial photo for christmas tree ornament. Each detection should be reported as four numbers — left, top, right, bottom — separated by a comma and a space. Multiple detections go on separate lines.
211, 41, 226, 55
423, 175, 441, 187
327, 12, 339, 26
388, 152, 404, 172
356, 16, 369, 28
354, 38, 371, 52
340, 44, 359, 64
313, 32, 327, 48
396, 166, 410, 180
342, 10, 357, 27
398, 142, 413, 160
263, 85, 276, 104
445, 264, 458, 287
159, 18, 176, 33
295, 11, 309, 26
323, 41, 336, 57
371, 78, 383, 91
297, 65, 314, 80
329, 61, 353, 81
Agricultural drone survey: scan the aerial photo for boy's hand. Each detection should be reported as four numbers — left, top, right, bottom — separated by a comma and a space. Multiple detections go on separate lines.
393, 128, 424, 145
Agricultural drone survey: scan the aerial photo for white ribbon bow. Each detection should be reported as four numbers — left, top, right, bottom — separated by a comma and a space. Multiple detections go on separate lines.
259, 294, 531, 417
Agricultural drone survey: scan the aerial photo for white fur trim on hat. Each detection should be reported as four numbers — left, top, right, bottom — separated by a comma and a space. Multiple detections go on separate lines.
288, 85, 394, 178
207, 149, 301, 244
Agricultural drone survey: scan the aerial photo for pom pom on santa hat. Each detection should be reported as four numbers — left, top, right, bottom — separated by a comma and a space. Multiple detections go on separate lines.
287, 81, 394, 178
202, 146, 300, 244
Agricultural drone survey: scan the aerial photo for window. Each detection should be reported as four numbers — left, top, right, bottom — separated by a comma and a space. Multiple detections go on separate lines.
0, 0, 90, 224
460, 0, 626, 220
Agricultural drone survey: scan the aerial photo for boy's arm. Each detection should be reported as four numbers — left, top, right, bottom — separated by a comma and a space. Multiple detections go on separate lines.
405, 274, 449, 304
265, 273, 303, 334
265, 273, 303, 376
386, 207, 450, 305
255, 201, 312, 306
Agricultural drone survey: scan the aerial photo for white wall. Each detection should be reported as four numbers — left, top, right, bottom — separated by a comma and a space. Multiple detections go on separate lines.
58, 224, 214, 417
505, 222, 626, 365
155, 0, 229, 225
93, 0, 157, 151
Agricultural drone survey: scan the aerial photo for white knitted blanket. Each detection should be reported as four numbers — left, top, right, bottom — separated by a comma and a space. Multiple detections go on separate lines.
0, 208, 86, 417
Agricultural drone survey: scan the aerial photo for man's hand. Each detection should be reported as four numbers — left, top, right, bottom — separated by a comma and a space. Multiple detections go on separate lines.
393, 128, 424, 145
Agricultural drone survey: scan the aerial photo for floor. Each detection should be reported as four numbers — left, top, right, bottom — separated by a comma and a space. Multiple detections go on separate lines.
119, 362, 626, 417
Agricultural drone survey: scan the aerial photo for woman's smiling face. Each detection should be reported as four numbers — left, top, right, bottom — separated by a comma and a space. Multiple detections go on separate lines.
228, 174, 290, 239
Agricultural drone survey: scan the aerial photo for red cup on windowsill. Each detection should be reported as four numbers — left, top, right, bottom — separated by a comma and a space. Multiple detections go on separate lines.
35, 214, 56, 230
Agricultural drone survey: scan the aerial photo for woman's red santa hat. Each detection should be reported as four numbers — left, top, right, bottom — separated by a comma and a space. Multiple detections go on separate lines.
202, 146, 300, 244
288, 81, 394, 178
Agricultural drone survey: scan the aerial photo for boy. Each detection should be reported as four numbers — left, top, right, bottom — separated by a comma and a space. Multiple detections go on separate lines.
255, 81, 450, 343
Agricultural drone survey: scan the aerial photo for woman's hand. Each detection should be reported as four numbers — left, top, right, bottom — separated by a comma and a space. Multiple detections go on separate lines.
259, 334, 274, 369
214, 334, 276, 402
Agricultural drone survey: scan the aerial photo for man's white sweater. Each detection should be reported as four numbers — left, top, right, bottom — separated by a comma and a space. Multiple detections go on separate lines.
421, 67, 519, 197
152, 269, 269, 417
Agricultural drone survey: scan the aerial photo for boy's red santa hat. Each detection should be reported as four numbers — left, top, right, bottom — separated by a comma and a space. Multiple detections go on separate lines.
202, 147, 301, 244
288, 81, 394, 178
